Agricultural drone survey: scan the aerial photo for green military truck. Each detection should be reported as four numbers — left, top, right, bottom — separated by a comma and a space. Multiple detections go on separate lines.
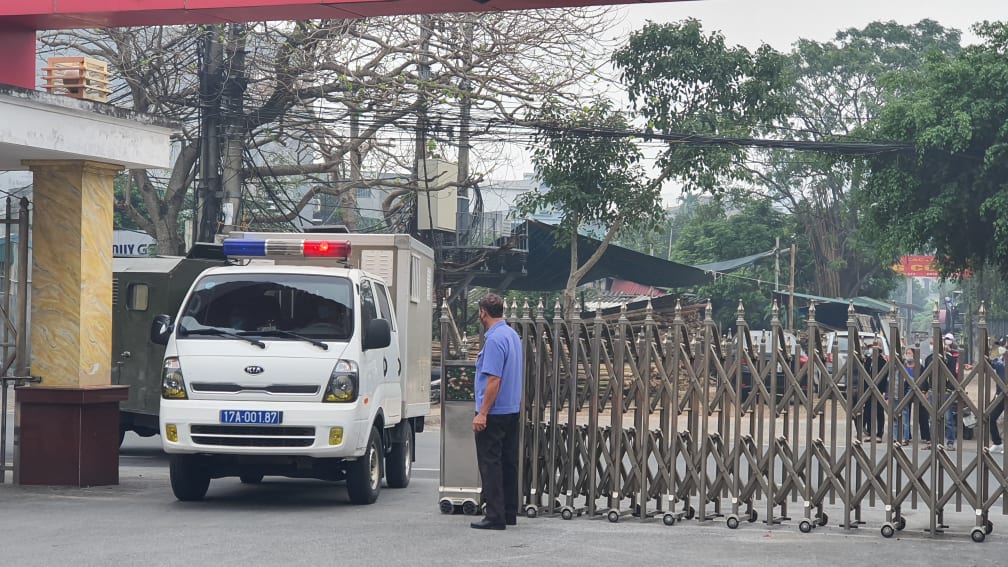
112, 245, 226, 443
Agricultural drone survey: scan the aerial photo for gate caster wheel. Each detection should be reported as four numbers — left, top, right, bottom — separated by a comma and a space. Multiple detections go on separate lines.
726, 515, 740, 530
971, 527, 986, 543
881, 523, 895, 538
524, 505, 538, 519
748, 510, 758, 523
985, 520, 994, 535
799, 520, 813, 533
561, 507, 574, 521
685, 506, 696, 520
607, 510, 620, 523
817, 513, 829, 527
438, 499, 454, 514
662, 514, 676, 526
461, 500, 479, 516
896, 517, 906, 531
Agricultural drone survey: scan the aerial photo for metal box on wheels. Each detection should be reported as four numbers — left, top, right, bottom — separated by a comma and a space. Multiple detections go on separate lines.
438, 360, 482, 515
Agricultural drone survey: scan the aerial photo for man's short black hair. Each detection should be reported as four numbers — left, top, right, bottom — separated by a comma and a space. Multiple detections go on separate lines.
479, 293, 505, 318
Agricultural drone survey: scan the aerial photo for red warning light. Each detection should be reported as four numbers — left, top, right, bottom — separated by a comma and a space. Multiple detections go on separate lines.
303, 240, 350, 258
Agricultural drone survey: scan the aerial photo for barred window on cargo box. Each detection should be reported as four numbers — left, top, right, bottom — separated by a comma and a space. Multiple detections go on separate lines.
410, 255, 420, 303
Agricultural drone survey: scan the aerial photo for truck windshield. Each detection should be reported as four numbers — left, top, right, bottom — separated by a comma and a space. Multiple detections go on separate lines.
178, 273, 354, 341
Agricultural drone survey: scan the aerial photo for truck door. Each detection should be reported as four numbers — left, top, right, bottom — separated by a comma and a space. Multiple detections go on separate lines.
360, 279, 399, 421
373, 280, 401, 391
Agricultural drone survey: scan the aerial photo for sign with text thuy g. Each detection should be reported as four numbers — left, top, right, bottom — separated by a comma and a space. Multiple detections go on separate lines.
892, 255, 939, 277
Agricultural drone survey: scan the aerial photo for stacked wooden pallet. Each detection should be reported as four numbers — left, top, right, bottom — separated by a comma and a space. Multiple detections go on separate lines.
41, 57, 112, 103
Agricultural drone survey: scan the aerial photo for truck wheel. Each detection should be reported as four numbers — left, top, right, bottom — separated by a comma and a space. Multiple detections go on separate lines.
169, 455, 211, 501
385, 423, 413, 489
347, 427, 382, 504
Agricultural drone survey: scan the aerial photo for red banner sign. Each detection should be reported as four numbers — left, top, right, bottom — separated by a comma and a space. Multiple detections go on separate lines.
892, 255, 939, 277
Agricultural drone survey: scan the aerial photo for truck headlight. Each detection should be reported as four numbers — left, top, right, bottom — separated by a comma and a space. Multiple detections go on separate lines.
324, 359, 358, 403
161, 357, 188, 399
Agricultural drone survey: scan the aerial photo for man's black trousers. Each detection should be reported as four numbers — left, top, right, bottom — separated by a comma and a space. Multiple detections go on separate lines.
475, 412, 520, 525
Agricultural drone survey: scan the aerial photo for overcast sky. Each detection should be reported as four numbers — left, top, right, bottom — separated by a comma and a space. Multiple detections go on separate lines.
616, 0, 1008, 49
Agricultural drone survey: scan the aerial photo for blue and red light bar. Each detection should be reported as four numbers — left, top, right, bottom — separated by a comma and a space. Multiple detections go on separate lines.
222, 238, 351, 259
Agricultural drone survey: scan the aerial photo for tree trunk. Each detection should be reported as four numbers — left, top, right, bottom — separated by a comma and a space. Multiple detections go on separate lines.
563, 218, 623, 317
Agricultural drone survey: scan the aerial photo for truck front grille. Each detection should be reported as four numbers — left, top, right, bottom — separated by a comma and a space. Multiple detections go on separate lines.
190, 383, 320, 395
190, 425, 315, 447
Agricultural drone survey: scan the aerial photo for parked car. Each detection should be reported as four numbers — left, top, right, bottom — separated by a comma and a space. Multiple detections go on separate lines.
728, 330, 811, 403
823, 330, 890, 391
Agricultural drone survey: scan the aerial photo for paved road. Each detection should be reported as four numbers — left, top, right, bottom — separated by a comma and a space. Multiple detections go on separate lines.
1, 412, 1006, 566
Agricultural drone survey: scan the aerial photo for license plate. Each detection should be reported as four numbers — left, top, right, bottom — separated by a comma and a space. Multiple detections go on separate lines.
220, 410, 283, 424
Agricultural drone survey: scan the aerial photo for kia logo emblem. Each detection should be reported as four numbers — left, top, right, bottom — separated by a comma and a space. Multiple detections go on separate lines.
244, 365, 264, 375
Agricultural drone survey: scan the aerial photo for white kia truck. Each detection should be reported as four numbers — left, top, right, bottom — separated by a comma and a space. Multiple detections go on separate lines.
152, 233, 433, 504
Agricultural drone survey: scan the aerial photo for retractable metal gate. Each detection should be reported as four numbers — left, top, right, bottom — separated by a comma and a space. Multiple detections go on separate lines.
439, 296, 1007, 542
0, 197, 34, 483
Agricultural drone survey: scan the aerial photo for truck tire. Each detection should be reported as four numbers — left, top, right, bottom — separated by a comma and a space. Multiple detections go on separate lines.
170, 455, 211, 501
385, 422, 413, 489
347, 427, 382, 504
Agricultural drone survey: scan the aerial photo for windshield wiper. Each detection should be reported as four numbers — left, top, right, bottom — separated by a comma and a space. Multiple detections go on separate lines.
179, 326, 266, 349
252, 329, 329, 351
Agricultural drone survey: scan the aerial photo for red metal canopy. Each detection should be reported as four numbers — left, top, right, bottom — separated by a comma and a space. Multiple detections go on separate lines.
0, 0, 681, 91
0, 0, 671, 28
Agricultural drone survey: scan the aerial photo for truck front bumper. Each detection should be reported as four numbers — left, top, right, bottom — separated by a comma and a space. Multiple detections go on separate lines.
160, 399, 371, 458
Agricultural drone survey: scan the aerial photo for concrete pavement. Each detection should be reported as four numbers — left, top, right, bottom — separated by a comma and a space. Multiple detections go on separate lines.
0, 420, 1005, 566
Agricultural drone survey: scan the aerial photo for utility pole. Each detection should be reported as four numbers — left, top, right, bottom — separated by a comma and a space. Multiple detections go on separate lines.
456, 16, 473, 245
906, 272, 913, 339
789, 237, 796, 331
412, 14, 433, 237
774, 236, 780, 291
196, 25, 224, 243
220, 23, 247, 236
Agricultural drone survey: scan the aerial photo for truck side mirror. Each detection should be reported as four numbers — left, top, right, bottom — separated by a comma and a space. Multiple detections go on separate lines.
150, 314, 173, 345
363, 318, 391, 351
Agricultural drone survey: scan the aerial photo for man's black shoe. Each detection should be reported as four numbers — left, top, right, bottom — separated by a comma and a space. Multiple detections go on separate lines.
505, 517, 517, 526
470, 518, 506, 530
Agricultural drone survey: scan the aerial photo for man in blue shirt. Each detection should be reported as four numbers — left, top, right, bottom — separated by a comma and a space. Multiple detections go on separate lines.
471, 293, 523, 530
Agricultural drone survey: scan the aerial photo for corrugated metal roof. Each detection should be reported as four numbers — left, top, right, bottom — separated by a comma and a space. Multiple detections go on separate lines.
774, 290, 896, 313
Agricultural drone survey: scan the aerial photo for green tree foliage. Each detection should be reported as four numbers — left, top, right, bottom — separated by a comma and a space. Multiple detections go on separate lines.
515, 97, 663, 314
614, 19, 957, 300
762, 21, 958, 298
669, 198, 813, 328
864, 21, 1008, 278
612, 19, 793, 193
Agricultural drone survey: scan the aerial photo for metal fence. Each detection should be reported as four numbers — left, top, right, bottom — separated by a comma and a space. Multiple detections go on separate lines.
444, 296, 1008, 542
0, 197, 33, 483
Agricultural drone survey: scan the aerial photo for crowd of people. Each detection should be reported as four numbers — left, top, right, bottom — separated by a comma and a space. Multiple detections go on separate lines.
861, 333, 1005, 453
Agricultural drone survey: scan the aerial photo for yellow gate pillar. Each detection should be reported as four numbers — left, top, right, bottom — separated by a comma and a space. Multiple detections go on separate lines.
16, 160, 128, 486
